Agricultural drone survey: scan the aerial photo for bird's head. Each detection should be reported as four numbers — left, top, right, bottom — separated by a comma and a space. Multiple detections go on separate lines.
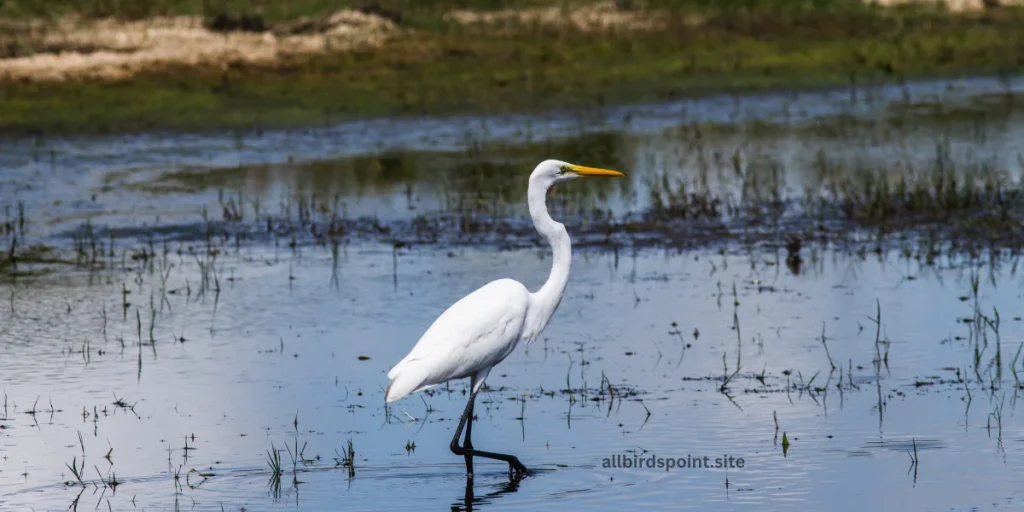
530, 159, 624, 189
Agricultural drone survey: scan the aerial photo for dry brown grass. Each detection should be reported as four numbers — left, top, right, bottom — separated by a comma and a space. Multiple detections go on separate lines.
0, 9, 396, 82
444, 1, 684, 32
2, 0, 1021, 83
868, 0, 1024, 10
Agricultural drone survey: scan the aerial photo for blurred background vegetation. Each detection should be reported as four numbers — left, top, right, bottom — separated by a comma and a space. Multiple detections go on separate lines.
0, 0, 1021, 134
0, 0, 887, 21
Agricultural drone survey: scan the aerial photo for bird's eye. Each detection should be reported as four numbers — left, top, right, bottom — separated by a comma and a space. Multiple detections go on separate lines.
558, 165, 571, 174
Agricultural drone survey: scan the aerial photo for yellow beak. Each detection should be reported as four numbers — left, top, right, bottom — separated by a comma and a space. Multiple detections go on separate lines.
569, 164, 625, 177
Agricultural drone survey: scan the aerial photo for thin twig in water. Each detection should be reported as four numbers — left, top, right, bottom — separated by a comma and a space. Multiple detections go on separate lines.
820, 321, 837, 370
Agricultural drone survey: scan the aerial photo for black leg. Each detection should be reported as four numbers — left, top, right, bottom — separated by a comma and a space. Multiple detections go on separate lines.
464, 397, 474, 476
450, 389, 528, 478
449, 391, 474, 463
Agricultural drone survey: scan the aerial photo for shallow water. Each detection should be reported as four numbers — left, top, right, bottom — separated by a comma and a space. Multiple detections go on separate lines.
2, 77, 1024, 511
1, 243, 1023, 511
2, 75, 1024, 240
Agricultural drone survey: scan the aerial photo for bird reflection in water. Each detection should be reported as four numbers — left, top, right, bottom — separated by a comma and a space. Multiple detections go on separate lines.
451, 474, 523, 512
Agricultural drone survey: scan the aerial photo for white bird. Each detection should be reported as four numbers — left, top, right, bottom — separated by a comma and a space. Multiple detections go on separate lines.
385, 159, 624, 478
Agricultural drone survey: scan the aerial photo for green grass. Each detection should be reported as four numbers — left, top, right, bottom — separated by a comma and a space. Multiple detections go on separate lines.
1, 2, 1023, 135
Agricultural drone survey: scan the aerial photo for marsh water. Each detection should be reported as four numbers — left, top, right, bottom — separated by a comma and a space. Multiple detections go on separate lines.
2, 76, 1024, 511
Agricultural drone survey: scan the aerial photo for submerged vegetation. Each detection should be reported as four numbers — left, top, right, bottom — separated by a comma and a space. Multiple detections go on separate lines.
4, 92, 1023, 280
2, 0, 1024, 134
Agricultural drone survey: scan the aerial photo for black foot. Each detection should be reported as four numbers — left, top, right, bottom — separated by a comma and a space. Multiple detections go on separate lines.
452, 444, 528, 480
507, 458, 528, 478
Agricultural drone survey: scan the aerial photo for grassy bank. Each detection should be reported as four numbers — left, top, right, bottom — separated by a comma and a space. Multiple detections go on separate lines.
1, 1, 1023, 135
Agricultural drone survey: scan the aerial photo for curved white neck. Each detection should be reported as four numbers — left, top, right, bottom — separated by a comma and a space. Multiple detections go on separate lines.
525, 180, 571, 339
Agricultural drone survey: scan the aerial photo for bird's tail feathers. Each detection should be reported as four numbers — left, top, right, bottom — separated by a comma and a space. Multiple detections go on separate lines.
385, 368, 432, 403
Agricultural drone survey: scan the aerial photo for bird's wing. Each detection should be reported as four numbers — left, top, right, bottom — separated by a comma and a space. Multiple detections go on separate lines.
386, 278, 529, 402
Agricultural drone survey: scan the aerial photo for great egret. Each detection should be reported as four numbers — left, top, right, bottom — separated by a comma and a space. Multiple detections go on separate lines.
385, 159, 624, 478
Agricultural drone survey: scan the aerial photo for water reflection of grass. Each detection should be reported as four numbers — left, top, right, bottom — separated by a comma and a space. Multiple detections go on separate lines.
86, 95, 1024, 236
3, 2, 1024, 134
4, 87, 1024, 279
133, 129, 632, 217
101, 130, 1024, 247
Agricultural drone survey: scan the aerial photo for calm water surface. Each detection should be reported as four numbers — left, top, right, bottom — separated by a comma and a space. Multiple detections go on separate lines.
0, 244, 1022, 510
1, 77, 1024, 511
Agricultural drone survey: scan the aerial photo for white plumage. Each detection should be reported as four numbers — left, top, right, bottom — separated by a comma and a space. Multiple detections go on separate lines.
386, 278, 529, 402
383, 159, 623, 477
